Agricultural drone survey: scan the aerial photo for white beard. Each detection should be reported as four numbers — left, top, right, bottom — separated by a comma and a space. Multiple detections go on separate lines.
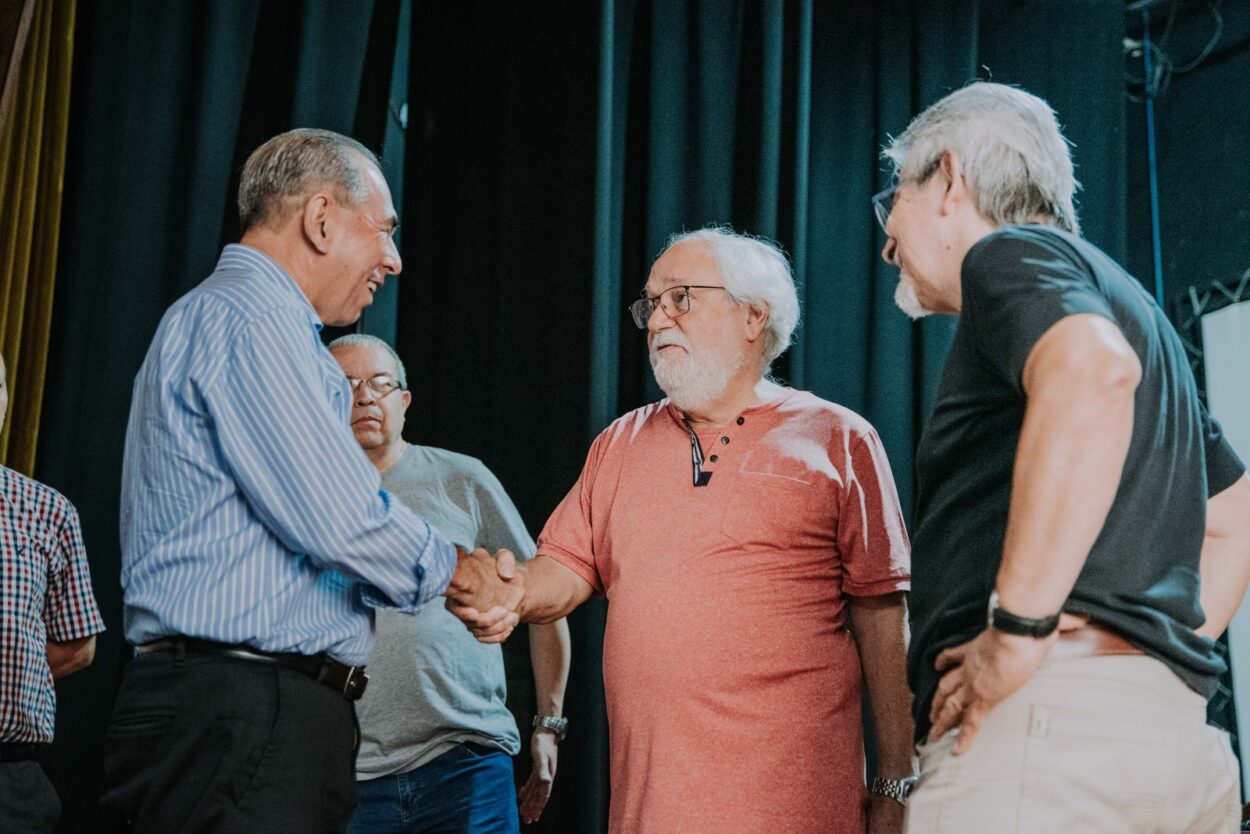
649, 332, 746, 413
894, 275, 931, 320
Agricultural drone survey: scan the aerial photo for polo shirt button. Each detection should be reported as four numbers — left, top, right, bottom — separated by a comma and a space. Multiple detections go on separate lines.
720, 436, 729, 445
710, 455, 719, 463
736, 417, 745, 425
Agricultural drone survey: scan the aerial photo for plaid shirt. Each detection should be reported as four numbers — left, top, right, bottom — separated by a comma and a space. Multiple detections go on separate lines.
1, 465, 105, 743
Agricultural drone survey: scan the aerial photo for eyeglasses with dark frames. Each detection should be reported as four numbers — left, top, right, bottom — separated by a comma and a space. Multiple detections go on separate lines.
346, 374, 404, 397
628, 285, 728, 330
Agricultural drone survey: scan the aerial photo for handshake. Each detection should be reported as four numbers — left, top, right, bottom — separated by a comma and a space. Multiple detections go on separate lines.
444, 547, 527, 643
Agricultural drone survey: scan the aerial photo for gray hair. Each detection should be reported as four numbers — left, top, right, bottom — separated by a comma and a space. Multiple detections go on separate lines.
664, 227, 800, 372
238, 128, 381, 232
327, 333, 408, 390
882, 82, 1081, 234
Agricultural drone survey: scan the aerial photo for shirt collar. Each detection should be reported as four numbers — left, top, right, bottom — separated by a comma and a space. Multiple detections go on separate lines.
217, 244, 324, 332
662, 387, 798, 432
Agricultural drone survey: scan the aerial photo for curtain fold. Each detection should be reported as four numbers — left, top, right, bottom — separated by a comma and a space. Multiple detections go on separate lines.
329, 2, 1127, 831
0, 0, 35, 131
38, 4, 394, 829
0, 0, 74, 474
594, 0, 985, 525
38, 2, 1126, 831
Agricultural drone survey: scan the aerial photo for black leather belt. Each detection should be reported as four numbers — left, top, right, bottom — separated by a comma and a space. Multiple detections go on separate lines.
0, 742, 47, 763
137, 637, 368, 701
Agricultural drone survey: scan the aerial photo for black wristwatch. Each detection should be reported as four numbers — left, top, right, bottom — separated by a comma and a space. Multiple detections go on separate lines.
987, 591, 1060, 638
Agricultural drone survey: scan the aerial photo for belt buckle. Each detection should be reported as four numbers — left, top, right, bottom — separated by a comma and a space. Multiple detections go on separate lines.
342, 666, 369, 701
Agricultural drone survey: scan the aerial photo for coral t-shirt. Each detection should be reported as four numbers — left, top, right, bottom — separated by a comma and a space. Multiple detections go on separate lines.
537, 389, 911, 834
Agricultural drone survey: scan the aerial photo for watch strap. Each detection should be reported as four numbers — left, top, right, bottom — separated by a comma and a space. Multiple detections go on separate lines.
532, 715, 568, 741
988, 591, 1060, 638
870, 775, 918, 805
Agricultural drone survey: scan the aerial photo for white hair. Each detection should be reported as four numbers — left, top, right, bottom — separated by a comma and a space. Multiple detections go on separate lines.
663, 226, 800, 373
882, 82, 1081, 234
327, 333, 408, 389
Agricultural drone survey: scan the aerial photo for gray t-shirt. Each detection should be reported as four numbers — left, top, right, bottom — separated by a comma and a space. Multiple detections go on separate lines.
355, 444, 536, 779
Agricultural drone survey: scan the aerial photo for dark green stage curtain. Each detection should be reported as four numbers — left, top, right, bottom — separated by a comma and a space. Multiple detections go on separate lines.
39, 1, 1124, 831
400, 2, 1123, 831
400, 6, 982, 830
39, 3, 397, 829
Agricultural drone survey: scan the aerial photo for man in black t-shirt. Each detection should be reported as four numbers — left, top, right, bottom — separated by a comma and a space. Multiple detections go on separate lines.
874, 82, 1250, 833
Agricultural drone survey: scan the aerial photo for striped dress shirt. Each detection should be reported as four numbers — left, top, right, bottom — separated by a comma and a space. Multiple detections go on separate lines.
120, 245, 456, 666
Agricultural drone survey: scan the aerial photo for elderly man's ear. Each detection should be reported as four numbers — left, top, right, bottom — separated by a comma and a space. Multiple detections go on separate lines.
745, 303, 768, 342
301, 194, 333, 255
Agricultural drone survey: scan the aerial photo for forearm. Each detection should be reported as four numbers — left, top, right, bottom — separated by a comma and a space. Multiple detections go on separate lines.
1197, 534, 1250, 638
847, 593, 914, 775
996, 317, 1140, 617
47, 635, 96, 679
528, 618, 571, 716
1198, 475, 1250, 638
518, 555, 594, 624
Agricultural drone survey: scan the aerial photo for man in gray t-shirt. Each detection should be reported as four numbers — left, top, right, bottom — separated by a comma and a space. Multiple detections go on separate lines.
331, 335, 571, 833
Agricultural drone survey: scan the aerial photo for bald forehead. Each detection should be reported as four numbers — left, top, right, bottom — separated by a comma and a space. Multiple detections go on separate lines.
330, 342, 399, 376
351, 154, 399, 226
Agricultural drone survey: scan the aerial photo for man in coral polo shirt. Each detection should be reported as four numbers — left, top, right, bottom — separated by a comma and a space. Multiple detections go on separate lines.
447, 228, 915, 834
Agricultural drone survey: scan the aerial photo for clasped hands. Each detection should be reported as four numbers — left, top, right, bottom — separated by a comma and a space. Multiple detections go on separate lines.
444, 547, 525, 643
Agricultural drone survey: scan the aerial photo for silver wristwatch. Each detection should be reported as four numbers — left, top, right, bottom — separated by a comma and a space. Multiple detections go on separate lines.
870, 775, 918, 805
532, 715, 568, 741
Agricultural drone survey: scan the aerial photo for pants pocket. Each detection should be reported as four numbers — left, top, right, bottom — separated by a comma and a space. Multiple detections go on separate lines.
1017, 703, 1168, 833
105, 706, 178, 739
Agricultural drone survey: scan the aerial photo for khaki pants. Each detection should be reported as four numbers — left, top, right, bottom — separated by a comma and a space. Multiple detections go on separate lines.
905, 655, 1240, 834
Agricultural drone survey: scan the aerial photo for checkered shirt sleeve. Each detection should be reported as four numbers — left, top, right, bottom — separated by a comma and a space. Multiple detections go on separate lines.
1, 467, 105, 742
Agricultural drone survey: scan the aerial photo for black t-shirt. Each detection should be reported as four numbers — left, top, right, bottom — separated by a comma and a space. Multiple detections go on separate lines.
908, 225, 1246, 741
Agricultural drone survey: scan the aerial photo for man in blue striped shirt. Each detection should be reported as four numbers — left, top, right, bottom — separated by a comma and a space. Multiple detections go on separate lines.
100, 129, 462, 834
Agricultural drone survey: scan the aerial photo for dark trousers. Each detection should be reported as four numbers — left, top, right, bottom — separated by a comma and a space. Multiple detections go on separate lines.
99, 651, 357, 834
0, 760, 60, 834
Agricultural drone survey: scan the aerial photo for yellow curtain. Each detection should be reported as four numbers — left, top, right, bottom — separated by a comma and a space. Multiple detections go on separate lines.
0, 0, 75, 474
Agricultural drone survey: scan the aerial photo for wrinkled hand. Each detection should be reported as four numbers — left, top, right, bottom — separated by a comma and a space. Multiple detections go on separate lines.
929, 628, 1056, 754
866, 794, 905, 834
518, 728, 558, 824
444, 547, 523, 643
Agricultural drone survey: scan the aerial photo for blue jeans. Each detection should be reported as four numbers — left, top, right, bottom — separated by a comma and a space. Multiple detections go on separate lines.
348, 743, 520, 834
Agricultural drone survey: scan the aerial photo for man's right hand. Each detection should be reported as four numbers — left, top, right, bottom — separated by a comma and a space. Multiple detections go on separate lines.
445, 547, 524, 643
